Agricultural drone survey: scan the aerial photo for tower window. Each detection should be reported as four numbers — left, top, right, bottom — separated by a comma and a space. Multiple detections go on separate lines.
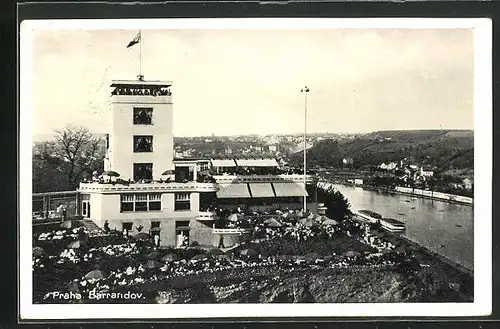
133, 163, 153, 182
133, 136, 153, 152
133, 107, 153, 125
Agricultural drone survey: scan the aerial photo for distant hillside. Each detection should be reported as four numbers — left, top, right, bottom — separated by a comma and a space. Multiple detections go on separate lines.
362, 130, 473, 142
290, 130, 474, 173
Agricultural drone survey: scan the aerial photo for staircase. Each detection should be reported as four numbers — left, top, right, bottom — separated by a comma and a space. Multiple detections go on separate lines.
79, 219, 104, 236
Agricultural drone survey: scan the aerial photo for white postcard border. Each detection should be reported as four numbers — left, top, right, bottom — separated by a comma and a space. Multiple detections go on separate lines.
19, 17, 492, 319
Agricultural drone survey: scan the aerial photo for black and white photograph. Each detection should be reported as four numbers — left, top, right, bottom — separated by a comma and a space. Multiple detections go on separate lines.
19, 18, 492, 319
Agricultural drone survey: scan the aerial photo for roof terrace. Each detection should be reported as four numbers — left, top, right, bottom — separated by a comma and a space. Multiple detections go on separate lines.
110, 80, 172, 97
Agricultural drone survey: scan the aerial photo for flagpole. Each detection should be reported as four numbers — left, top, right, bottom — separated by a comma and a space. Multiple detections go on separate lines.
139, 30, 142, 79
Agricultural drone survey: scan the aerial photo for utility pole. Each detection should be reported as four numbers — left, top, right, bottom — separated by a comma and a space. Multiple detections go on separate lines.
301, 86, 310, 212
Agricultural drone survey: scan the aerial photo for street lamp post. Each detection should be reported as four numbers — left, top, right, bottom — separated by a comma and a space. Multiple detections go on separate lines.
301, 86, 309, 212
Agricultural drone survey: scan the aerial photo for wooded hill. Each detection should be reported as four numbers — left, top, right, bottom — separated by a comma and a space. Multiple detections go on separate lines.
290, 130, 474, 174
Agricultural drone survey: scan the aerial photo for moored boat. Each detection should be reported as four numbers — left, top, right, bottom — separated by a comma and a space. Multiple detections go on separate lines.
355, 210, 382, 224
380, 217, 406, 233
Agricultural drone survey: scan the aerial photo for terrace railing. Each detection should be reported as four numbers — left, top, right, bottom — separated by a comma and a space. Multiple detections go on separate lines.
212, 174, 317, 184
212, 228, 252, 234
79, 181, 219, 193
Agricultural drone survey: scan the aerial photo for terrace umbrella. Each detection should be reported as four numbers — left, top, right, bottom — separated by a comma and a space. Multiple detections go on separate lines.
145, 250, 162, 260
228, 213, 241, 222
305, 252, 321, 261
145, 259, 164, 269
239, 248, 258, 257
322, 219, 339, 226
317, 215, 332, 222
84, 270, 105, 280
297, 218, 316, 228
344, 250, 361, 258
199, 170, 210, 176
207, 248, 225, 256
32, 247, 45, 257
134, 233, 152, 241
68, 240, 87, 249
191, 254, 210, 261
60, 220, 83, 229
264, 218, 283, 228
161, 253, 180, 262
103, 171, 120, 177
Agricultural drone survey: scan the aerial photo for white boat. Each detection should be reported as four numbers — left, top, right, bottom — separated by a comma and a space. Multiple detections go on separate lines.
355, 210, 383, 224
380, 218, 406, 232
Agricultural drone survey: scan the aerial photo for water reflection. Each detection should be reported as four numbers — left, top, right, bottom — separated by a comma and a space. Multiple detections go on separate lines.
330, 184, 474, 270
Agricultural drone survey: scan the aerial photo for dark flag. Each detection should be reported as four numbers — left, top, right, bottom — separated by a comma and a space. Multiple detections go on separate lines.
127, 31, 141, 48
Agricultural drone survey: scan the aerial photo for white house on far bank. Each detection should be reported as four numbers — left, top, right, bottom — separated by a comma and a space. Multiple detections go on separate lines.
420, 166, 434, 178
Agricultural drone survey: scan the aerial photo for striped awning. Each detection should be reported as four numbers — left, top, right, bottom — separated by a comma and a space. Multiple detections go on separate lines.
216, 184, 251, 198
211, 159, 237, 167
272, 182, 309, 197
235, 159, 279, 167
249, 183, 275, 198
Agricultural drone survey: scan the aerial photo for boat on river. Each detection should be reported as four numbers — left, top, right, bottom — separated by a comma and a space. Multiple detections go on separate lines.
380, 217, 406, 233
356, 210, 383, 224
355, 210, 406, 232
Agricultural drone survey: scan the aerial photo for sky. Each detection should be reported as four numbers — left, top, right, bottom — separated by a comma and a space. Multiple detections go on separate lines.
25, 24, 474, 139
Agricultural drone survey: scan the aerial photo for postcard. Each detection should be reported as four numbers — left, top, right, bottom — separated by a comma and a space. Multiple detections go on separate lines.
19, 17, 492, 320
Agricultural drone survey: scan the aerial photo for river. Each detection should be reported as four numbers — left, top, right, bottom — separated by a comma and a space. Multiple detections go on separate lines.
326, 183, 474, 271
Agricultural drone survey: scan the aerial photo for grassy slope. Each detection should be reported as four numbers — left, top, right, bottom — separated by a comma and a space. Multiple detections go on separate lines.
291, 130, 474, 173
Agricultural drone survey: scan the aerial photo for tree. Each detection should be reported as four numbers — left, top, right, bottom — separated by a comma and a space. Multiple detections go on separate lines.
316, 185, 352, 221
48, 125, 104, 190
32, 141, 69, 192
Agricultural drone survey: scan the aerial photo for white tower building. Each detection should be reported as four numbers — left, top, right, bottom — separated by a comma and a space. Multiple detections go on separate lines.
105, 80, 174, 181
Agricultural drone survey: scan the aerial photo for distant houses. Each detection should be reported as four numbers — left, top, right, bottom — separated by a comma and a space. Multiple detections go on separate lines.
462, 178, 473, 190
342, 157, 354, 166
379, 162, 398, 171
420, 166, 434, 178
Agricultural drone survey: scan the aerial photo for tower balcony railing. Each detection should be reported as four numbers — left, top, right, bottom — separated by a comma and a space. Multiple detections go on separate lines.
78, 180, 219, 193
111, 87, 172, 97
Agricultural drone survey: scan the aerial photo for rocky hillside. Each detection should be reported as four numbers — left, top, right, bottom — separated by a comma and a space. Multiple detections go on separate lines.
155, 264, 469, 304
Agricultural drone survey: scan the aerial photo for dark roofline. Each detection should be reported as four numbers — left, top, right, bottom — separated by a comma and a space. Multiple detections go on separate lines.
173, 157, 211, 162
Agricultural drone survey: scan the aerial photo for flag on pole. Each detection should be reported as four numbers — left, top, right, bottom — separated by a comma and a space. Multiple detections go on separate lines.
127, 31, 141, 48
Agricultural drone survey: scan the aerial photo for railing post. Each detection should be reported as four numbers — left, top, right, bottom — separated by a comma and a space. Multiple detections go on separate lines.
75, 192, 81, 217
43, 196, 48, 219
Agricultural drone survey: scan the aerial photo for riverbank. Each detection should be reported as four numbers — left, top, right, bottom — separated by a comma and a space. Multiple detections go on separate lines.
325, 182, 474, 206
352, 214, 473, 278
